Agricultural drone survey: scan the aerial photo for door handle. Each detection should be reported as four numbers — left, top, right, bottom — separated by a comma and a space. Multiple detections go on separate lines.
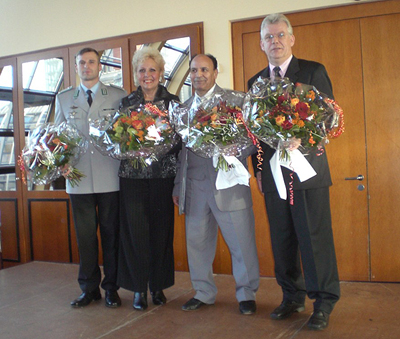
345, 175, 364, 181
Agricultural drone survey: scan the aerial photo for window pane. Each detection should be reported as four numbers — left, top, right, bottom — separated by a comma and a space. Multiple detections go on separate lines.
23, 59, 63, 92
0, 174, 16, 191
0, 65, 13, 87
100, 48, 122, 87
0, 64, 16, 192
22, 57, 64, 191
160, 48, 184, 78
22, 58, 64, 132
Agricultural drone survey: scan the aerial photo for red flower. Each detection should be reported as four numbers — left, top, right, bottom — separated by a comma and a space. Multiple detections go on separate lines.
198, 114, 211, 122
131, 120, 143, 129
277, 94, 288, 104
281, 120, 293, 130
295, 102, 310, 119
219, 116, 228, 124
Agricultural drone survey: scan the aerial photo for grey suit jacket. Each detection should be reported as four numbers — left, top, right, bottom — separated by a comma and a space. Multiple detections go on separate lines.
173, 84, 255, 214
55, 82, 127, 194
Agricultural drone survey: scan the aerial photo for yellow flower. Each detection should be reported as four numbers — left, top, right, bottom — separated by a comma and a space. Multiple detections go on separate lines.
291, 98, 299, 107
275, 115, 286, 126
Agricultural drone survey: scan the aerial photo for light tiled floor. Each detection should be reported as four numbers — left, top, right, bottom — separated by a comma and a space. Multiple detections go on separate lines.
0, 262, 399, 338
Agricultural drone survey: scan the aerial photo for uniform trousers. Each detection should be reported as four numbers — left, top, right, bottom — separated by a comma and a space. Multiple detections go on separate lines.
69, 191, 119, 293
265, 187, 340, 314
185, 178, 259, 304
117, 177, 175, 293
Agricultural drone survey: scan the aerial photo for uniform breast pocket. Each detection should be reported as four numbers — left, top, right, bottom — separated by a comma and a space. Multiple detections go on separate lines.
67, 109, 85, 124
98, 108, 118, 119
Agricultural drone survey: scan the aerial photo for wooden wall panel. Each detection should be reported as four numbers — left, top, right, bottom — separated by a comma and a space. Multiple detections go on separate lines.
173, 210, 188, 272
29, 200, 71, 262
0, 199, 20, 262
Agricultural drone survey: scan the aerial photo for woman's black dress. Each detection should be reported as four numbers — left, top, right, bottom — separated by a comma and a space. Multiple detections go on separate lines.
117, 85, 180, 293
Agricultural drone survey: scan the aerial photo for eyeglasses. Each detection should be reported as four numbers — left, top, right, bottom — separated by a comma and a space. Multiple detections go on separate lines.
263, 32, 288, 42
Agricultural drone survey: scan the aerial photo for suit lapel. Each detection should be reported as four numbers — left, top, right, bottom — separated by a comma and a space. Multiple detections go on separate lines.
284, 56, 300, 83
262, 68, 270, 78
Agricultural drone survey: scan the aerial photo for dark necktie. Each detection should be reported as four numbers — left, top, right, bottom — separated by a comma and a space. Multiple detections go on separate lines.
273, 66, 281, 78
87, 89, 93, 107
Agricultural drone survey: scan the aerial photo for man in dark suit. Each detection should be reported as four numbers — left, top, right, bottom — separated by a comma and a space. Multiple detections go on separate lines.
173, 54, 260, 315
247, 14, 340, 330
55, 47, 126, 308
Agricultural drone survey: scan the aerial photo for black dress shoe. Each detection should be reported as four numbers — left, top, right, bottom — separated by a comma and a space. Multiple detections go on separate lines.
308, 310, 329, 330
270, 300, 305, 320
182, 298, 208, 311
133, 292, 148, 311
151, 290, 167, 305
239, 300, 257, 315
105, 290, 121, 308
70, 288, 101, 308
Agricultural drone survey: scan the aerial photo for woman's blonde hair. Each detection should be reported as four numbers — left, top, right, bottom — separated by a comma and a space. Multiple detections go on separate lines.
132, 46, 165, 86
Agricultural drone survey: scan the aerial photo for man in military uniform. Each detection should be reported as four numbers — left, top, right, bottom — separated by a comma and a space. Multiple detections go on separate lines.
55, 47, 126, 308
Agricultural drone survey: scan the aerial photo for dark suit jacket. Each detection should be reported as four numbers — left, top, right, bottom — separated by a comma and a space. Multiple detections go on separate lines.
247, 56, 333, 192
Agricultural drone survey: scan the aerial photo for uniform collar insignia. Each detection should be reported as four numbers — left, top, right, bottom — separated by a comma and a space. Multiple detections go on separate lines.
73, 88, 80, 99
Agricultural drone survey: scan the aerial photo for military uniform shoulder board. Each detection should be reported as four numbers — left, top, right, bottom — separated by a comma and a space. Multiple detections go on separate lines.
58, 86, 74, 94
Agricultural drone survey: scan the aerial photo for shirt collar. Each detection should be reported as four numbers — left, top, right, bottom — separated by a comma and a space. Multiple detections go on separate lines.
80, 82, 100, 98
269, 55, 293, 77
194, 84, 217, 102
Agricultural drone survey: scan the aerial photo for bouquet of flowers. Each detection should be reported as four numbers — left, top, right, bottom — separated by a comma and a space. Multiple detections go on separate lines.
243, 77, 344, 160
89, 102, 179, 167
20, 122, 88, 187
169, 90, 253, 171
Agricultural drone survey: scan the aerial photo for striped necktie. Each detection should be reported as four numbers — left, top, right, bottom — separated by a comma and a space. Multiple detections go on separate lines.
273, 66, 281, 79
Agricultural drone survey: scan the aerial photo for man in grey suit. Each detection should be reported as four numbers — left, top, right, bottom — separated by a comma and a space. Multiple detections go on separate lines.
172, 54, 260, 315
55, 47, 126, 308
247, 14, 340, 330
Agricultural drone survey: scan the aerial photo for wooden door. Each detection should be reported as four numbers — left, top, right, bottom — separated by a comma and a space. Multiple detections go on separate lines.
0, 57, 26, 267
234, 19, 369, 281
290, 20, 370, 281
232, 0, 400, 282
361, 13, 400, 282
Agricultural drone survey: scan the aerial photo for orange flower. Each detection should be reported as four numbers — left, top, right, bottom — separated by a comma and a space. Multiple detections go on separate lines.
296, 120, 305, 127
210, 113, 218, 121
137, 130, 145, 141
309, 134, 316, 145
306, 90, 316, 101
144, 117, 156, 127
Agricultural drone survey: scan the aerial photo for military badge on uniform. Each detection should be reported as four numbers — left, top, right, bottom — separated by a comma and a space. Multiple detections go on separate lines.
69, 106, 78, 119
